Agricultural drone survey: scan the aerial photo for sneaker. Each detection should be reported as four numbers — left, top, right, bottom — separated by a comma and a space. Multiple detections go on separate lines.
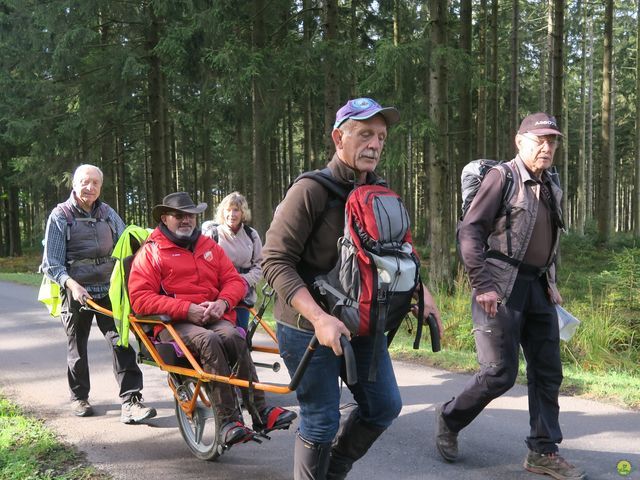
121, 396, 157, 424
220, 421, 255, 447
71, 399, 93, 417
524, 450, 588, 479
435, 403, 458, 462
253, 406, 297, 433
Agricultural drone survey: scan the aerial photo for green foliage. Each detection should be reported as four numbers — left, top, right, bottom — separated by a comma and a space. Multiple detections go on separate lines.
0, 397, 109, 480
394, 233, 640, 408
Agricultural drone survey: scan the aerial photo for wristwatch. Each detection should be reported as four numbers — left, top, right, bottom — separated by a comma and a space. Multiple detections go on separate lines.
221, 299, 230, 312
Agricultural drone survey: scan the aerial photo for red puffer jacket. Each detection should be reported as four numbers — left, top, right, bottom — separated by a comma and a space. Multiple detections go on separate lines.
128, 228, 246, 324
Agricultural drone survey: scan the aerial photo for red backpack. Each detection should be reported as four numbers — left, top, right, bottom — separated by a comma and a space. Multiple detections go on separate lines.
295, 169, 427, 380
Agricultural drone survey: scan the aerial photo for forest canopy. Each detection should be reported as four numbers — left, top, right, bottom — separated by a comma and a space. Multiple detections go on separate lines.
1, 0, 637, 286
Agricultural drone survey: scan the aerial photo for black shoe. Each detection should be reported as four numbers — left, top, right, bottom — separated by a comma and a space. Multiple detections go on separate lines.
221, 421, 255, 447
435, 403, 458, 462
254, 406, 297, 433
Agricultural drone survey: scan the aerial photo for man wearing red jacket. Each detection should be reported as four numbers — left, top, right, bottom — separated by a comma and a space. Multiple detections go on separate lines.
129, 192, 296, 447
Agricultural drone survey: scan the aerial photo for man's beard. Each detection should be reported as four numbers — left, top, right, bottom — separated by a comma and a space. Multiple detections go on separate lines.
175, 227, 195, 239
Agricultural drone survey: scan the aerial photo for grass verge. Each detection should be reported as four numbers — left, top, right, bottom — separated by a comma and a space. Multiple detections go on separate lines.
0, 396, 109, 480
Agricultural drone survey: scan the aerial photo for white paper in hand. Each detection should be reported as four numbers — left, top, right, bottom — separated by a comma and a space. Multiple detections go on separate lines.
556, 305, 580, 341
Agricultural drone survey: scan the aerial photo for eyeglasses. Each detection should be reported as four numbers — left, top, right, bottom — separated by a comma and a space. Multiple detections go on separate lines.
522, 133, 561, 148
167, 212, 196, 220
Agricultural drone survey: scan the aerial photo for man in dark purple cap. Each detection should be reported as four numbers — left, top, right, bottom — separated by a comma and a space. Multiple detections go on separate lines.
263, 98, 441, 479
436, 113, 586, 479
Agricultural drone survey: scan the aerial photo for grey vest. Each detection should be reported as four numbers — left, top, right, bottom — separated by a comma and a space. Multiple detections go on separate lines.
485, 157, 562, 302
58, 201, 116, 286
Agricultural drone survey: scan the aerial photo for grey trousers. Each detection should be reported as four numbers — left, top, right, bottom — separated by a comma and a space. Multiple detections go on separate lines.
158, 320, 266, 422
61, 291, 143, 404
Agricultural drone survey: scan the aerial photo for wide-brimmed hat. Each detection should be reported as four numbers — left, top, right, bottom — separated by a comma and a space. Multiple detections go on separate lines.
518, 112, 563, 136
333, 97, 400, 129
152, 192, 207, 223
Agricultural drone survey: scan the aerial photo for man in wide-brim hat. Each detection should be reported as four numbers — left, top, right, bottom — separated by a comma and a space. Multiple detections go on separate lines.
129, 191, 297, 448
151, 191, 208, 224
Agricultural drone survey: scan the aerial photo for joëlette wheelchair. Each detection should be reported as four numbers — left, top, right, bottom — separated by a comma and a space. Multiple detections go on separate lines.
85, 284, 356, 462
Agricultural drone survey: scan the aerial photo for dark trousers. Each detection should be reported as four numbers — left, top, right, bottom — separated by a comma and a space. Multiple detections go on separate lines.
442, 273, 563, 454
61, 291, 143, 404
158, 320, 266, 422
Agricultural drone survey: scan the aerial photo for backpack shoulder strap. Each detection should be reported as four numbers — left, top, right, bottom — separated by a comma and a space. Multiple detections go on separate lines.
243, 224, 254, 239
494, 162, 515, 257
56, 202, 75, 225
56, 202, 75, 241
293, 167, 351, 209
243, 224, 258, 264
496, 162, 515, 206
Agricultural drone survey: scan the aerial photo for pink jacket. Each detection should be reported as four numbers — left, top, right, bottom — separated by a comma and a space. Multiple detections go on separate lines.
129, 228, 246, 325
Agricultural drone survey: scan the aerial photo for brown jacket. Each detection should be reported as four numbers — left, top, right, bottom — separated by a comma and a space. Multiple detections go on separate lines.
262, 155, 381, 331
458, 155, 563, 303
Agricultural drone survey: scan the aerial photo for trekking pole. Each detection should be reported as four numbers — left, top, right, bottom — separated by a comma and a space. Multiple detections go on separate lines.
288, 334, 357, 390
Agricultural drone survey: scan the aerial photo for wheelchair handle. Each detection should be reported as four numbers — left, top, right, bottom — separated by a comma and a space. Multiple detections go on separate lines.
288, 334, 357, 391
427, 313, 441, 352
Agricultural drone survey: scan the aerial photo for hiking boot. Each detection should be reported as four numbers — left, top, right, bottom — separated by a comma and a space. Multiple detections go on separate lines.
435, 403, 458, 462
220, 421, 255, 447
524, 450, 588, 479
71, 399, 93, 417
253, 406, 297, 433
121, 396, 157, 424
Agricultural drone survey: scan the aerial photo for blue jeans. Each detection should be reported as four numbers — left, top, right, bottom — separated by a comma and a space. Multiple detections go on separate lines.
277, 324, 402, 444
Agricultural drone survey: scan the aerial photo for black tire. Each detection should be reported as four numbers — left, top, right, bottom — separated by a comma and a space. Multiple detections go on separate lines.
173, 375, 222, 461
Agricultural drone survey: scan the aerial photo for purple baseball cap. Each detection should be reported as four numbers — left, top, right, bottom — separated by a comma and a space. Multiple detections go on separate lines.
518, 112, 563, 136
333, 98, 400, 129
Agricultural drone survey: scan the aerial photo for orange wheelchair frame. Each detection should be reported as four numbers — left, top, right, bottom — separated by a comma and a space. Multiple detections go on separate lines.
87, 289, 328, 461
85, 289, 355, 461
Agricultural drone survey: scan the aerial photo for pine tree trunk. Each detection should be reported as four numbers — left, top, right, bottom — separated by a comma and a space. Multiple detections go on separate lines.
489, 0, 499, 159
147, 3, 168, 208
476, 0, 487, 158
460, 0, 472, 167
252, 0, 270, 237
509, 0, 519, 153
576, 0, 587, 235
635, 0, 640, 236
598, 0, 614, 242
322, 0, 339, 161
428, 0, 452, 287
587, 12, 594, 219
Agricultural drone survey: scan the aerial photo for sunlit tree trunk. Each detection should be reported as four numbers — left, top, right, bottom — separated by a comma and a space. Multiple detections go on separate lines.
598, 0, 613, 242
576, 0, 587, 235
587, 11, 594, 220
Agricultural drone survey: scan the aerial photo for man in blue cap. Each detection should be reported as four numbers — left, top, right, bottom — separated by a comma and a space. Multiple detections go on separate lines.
263, 98, 441, 479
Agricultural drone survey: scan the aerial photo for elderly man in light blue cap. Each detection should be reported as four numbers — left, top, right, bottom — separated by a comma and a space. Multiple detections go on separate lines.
262, 98, 441, 479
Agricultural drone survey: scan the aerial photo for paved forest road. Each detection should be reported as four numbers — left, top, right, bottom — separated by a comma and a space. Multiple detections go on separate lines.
0, 281, 638, 480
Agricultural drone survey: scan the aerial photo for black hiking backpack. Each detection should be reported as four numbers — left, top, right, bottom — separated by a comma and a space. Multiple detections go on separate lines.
459, 159, 515, 221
